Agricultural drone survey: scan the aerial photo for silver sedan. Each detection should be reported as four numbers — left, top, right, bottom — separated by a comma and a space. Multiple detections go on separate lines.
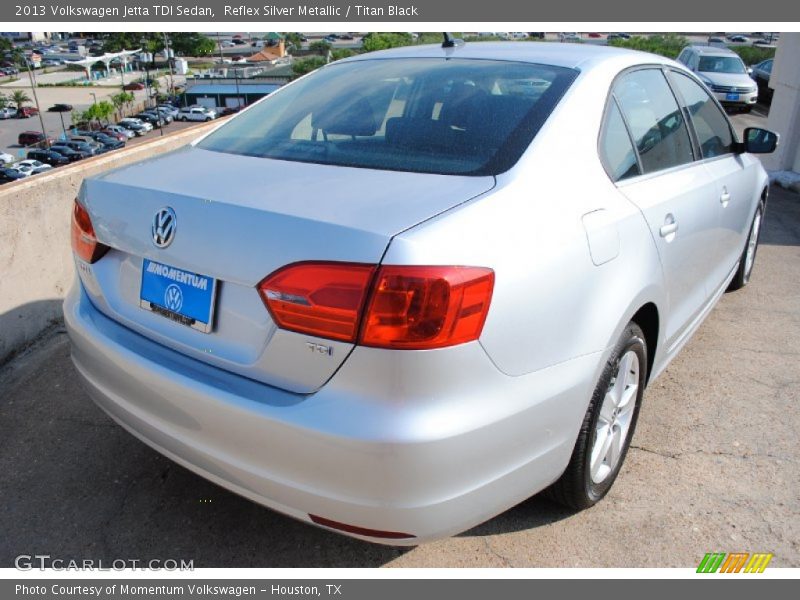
64, 41, 776, 543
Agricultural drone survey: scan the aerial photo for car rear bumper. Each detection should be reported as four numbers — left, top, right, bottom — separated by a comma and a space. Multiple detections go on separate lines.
64, 281, 600, 544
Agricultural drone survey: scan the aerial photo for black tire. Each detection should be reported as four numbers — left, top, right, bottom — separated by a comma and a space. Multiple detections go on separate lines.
547, 322, 648, 510
728, 201, 765, 291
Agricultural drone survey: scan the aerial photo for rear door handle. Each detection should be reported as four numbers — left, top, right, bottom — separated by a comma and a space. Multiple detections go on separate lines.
659, 215, 678, 238
720, 187, 731, 207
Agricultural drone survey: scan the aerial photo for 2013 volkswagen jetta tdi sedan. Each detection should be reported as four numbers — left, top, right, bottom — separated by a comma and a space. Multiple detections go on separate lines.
64, 42, 777, 543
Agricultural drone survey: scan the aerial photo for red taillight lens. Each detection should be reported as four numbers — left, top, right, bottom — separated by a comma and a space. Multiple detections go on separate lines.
258, 262, 494, 349
258, 262, 376, 342
71, 200, 108, 263
360, 266, 494, 349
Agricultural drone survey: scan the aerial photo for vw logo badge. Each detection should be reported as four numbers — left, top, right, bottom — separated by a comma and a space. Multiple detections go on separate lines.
152, 207, 177, 248
164, 284, 183, 313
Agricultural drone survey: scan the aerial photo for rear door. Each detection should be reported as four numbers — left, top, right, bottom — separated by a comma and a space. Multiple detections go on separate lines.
667, 69, 761, 289
610, 68, 721, 349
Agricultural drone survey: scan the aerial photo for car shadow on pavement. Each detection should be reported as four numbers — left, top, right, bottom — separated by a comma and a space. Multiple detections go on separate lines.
459, 495, 576, 539
760, 185, 800, 246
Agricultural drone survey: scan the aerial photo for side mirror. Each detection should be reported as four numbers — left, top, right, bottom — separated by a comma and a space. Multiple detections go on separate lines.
741, 127, 779, 154
747, 67, 754, 76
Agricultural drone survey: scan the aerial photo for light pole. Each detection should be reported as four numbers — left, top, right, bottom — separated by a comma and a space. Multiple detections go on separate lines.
58, 110, 69, 138
90, 92, 97, 104
162, 33, 175, 99
234, 67, 241, 109
23, 58, 50, 149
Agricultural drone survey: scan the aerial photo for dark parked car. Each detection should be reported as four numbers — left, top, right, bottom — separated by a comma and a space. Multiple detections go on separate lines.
134, 112, 165, 127
123, 82, 145, 91
18, 131, 52, 147
49, 145, 87, 161
99, 129, 128, 142
27, 149, 70, 166
92, 133, 125, 150
67, 140, 105, 155
751, 59, 774, 104
47, 103, 73, 112
0, 167, 26, 183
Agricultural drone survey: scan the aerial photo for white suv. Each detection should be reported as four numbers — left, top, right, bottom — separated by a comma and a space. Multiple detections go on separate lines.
676, 45, 758, 111
177, 106, 217, 122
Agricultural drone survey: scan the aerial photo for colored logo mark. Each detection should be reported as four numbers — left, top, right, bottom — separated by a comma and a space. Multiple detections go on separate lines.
164, 284, 183, 313
697, 552, 773, 573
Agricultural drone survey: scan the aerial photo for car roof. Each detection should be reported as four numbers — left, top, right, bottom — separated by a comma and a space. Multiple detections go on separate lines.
338, 41, 673, 71
685, 44, 740, 57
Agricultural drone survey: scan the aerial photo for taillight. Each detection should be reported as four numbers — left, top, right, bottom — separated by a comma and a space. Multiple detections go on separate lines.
258, 262, 377, 343
361, 266, 494, 349
258, 262, 494, 350
71, 200, 109, 263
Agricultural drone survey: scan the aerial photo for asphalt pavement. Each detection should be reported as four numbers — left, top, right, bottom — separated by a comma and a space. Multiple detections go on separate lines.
1, 181, 798, 568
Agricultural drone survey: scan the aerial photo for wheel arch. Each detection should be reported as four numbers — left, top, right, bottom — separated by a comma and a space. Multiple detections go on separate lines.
629, 302, 659, 385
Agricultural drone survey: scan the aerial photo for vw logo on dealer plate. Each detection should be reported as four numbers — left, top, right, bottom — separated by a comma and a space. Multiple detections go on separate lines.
164, 284, 183, 313
152, 207, 177, 248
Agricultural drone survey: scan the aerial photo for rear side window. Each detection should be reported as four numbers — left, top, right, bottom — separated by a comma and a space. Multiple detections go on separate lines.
197, 58, 578, 176
599, 100, 640, 182
613, 69, 694, 174
668, 71, 734, 158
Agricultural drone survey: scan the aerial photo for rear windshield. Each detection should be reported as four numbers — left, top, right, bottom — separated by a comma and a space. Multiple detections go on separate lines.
197, 58, 577, 176
698, 56, 746, 74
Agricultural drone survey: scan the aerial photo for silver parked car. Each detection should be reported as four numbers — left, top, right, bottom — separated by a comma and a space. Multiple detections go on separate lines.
676, 45, 759, 111
65, 42, 777, 543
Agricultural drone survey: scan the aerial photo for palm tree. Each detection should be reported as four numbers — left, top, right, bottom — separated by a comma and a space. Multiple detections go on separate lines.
10, 89, 31, 110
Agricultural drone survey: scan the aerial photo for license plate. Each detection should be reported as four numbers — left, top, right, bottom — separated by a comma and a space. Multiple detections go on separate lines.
139, 259, 217, 333
726, 93, 740, 101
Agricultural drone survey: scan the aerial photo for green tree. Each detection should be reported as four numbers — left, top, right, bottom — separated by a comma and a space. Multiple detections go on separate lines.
284, 33, 304, 53
110, 91, 134, 118
0, 37, 25, 67
93, 100, 115, 124
361, 33, 414, 53
309, 40, 332, 53
0, 92, 7, 110
10, 89, 31, 109
103, 33, 162, 53
291, 56, 327, 79
168, 33, 216, 57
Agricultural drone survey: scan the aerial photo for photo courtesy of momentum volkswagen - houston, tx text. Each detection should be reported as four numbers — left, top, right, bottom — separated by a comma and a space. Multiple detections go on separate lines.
63, 35, 779, 544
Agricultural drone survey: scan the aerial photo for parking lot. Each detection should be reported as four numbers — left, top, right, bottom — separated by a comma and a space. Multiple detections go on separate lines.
1, 114, 798, 566
0, 80, 199, 163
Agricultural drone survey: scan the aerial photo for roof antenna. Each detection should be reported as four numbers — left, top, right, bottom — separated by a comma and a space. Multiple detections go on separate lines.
442, 32, 464, 48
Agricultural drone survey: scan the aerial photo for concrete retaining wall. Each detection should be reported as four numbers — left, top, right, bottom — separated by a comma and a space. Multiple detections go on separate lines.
0, 121, 217, 365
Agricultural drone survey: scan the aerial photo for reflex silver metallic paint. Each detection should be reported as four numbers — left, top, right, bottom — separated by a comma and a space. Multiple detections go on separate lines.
65, 42, 771, 543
